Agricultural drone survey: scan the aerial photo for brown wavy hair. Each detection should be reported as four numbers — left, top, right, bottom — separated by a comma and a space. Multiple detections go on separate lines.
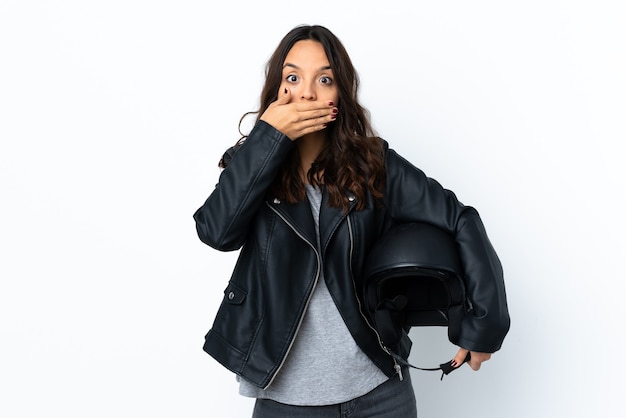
223, 25, 385, 211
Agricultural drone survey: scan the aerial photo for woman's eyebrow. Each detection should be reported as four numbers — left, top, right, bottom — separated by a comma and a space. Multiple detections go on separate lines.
283, 63, 332, 71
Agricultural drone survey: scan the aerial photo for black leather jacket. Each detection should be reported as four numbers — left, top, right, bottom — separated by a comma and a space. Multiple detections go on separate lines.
194, 120, 510, 389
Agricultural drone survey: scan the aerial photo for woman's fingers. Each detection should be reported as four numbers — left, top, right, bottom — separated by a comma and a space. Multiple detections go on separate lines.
261, 98, 337, 140
467, 352, 492, 371
275, 87, 291, 105
450, 348, 470, 368
451, 348, 492, 371
296, 104, 337, 121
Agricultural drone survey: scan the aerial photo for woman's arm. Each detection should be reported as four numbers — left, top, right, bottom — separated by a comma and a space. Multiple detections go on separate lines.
193, 121, 294, 251
383, 148, 510, 353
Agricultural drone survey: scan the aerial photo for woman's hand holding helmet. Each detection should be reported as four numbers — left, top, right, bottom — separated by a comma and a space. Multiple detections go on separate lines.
451, 347, 492, 371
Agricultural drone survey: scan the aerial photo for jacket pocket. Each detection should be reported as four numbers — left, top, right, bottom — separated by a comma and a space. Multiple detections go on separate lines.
223, 281, 247, 305
210, 281, 260, 357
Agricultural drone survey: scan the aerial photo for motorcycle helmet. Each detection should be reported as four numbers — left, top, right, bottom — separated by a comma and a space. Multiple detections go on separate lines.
363, 222, 469, 348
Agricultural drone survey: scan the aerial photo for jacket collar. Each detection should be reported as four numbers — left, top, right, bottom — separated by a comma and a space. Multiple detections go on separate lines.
319, 189, 357, 253
267, 188, 358, 251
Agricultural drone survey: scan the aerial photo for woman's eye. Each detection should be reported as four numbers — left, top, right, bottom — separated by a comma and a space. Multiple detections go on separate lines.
286, 74, 298, 82
320, 76, 333, 85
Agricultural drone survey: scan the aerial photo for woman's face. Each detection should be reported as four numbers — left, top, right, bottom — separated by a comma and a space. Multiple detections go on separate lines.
280, 40, 338, 105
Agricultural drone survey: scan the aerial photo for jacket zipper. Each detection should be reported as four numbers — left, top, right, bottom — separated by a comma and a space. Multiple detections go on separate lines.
347, 216, 404, 381
263, 203, 322, 390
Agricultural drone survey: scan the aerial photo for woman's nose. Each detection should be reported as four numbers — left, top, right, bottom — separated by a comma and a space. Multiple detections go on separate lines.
298, 82, 316, 100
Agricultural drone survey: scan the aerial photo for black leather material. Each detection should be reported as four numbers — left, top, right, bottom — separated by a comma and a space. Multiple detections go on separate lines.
194, 120, 510, 388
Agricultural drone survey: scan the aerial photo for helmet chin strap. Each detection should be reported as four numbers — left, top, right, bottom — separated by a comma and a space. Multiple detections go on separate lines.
373, 295, 470, 380
389, 349, 471, 381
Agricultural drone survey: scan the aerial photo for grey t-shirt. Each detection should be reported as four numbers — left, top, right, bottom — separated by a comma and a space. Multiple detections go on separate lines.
238, 185, 388, 406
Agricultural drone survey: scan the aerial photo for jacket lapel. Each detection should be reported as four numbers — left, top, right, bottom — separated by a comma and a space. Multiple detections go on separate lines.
319, 189, 358, 254
268, 190, 358, 251
267, 197, 317, 247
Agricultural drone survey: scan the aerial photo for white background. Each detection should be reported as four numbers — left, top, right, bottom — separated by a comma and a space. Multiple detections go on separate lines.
1, 1, 624, 417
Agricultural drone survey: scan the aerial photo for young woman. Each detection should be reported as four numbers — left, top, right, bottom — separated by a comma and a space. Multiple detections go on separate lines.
194, 25, 510, 418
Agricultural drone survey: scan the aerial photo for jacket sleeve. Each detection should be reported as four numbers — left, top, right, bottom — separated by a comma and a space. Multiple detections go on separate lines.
193, 121, 294, 251
383, 148, 510, 353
